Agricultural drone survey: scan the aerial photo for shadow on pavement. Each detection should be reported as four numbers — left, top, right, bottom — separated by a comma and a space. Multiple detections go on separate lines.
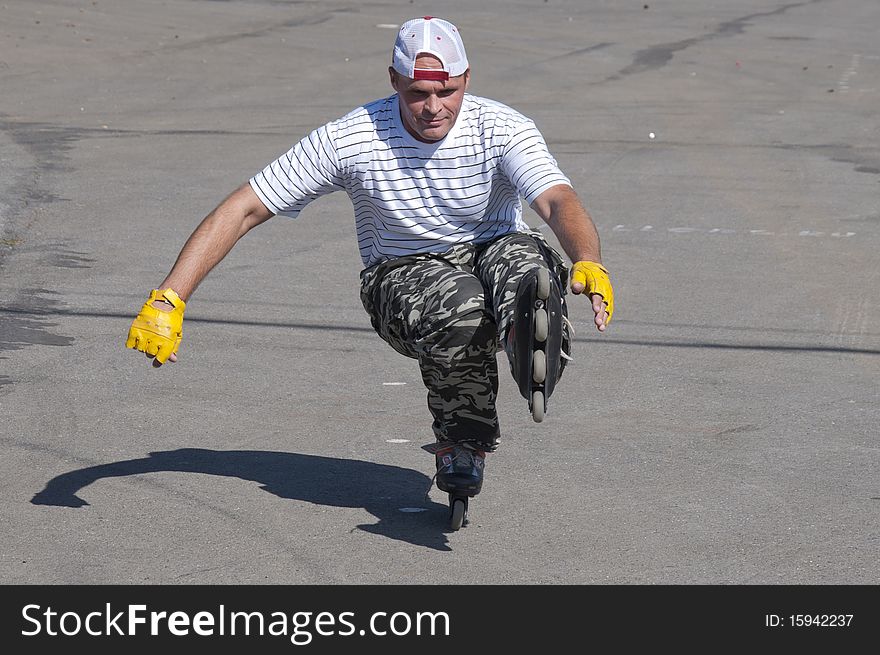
31, 448, 457, 551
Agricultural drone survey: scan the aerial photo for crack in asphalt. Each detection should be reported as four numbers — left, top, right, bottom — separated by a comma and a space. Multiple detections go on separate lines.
136, 5, 357, 56
603, 0, 827, 82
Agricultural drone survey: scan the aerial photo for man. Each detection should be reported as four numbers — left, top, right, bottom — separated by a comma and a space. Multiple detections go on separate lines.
126, 17, 613, 529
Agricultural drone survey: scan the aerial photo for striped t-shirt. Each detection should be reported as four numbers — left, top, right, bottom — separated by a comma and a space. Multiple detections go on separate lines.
249, 93, 571, 269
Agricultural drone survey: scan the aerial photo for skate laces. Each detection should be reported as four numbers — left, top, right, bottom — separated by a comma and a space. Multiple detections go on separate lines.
561, 315, 575, 361
425, 447, 452, 502
424, 443, 485, 502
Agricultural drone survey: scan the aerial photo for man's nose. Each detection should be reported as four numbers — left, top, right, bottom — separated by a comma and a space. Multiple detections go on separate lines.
423, 95, 442, 115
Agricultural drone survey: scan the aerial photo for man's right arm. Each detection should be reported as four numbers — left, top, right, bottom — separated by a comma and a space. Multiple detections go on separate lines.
126, 183, 273, 366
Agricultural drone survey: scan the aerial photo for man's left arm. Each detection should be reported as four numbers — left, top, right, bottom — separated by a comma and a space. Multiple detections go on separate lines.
530, 184, 614, 331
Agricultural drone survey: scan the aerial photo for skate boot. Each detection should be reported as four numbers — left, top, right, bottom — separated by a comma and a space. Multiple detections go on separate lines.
422, 441, 486, 530
505, 266, 571, 422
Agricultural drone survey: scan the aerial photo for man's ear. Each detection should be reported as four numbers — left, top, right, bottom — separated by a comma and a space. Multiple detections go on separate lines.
389, 66, 399, 92
463, 69, 471, 91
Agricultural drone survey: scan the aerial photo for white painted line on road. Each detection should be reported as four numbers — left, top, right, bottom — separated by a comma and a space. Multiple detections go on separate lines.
398, 507, 428, 513
386, 439, 410, 443
838, 54, 861, 93
603, 225, 857, 239
545, 223, 858, 239
383, 382, 407, 386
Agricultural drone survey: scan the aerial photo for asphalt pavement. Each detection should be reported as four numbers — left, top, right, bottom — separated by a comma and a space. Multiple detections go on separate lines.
1, 0, 878, 584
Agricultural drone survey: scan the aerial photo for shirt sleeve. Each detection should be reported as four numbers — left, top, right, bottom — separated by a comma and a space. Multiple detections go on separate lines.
499, 120, 571, 205
249, 122, 344, 217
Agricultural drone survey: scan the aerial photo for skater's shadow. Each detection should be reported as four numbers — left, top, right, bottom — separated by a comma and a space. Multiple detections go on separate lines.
31, 448, 456, 551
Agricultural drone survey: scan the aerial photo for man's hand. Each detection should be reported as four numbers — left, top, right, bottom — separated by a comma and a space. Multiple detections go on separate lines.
570, 261, 614, 332
125, 289, 186, 367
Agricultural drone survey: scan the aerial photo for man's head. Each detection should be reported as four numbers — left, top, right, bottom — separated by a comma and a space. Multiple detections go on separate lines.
389, 17, 470, 143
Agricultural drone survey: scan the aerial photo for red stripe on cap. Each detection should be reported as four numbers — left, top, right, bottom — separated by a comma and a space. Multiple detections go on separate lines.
413, 69, 449, 81
423, 16, 433, 20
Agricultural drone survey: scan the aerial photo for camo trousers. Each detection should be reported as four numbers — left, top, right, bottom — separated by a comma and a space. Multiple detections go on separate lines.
359, 230, 569, 451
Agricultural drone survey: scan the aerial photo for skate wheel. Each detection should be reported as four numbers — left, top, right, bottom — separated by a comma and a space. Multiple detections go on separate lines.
536, 268, 550, 300
532, 349, 546, 383
531, 390, 545, 422
450, 498, 467, 531
534, 308, 548, 342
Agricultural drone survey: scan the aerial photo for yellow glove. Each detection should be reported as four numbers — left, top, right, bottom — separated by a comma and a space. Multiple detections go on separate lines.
125, 288, 186, 364
570, 261, 614, 324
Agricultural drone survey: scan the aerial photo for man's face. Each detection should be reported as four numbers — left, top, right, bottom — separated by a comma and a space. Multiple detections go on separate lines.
390, 55, 470, 143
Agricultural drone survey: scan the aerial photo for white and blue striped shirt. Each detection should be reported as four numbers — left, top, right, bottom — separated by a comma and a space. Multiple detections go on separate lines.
249, 93, 571, 268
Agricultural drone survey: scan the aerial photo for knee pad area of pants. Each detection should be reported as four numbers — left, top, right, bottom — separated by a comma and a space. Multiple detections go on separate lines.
419, 307, 496, 356
417, 275, 490, 340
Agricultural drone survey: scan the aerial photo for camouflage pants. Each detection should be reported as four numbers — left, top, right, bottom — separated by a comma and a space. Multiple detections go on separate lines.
359, 230, 569, 451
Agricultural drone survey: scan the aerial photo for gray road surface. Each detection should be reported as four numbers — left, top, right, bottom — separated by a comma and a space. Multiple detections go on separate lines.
1, 0, 878, 584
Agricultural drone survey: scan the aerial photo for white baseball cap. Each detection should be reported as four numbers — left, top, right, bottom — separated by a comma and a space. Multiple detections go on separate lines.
392, 16, 469, 81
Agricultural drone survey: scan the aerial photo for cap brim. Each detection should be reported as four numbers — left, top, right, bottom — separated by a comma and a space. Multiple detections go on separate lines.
412, 69, 449, 81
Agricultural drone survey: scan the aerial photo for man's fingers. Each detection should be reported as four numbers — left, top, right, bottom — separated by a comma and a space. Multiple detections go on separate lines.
152, 339, 176, 364
150, 350, 177, 368
594, 308, 608, 332
570, 269, 587, 294
129, 329, 177, 366
591, 294, 609, 332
